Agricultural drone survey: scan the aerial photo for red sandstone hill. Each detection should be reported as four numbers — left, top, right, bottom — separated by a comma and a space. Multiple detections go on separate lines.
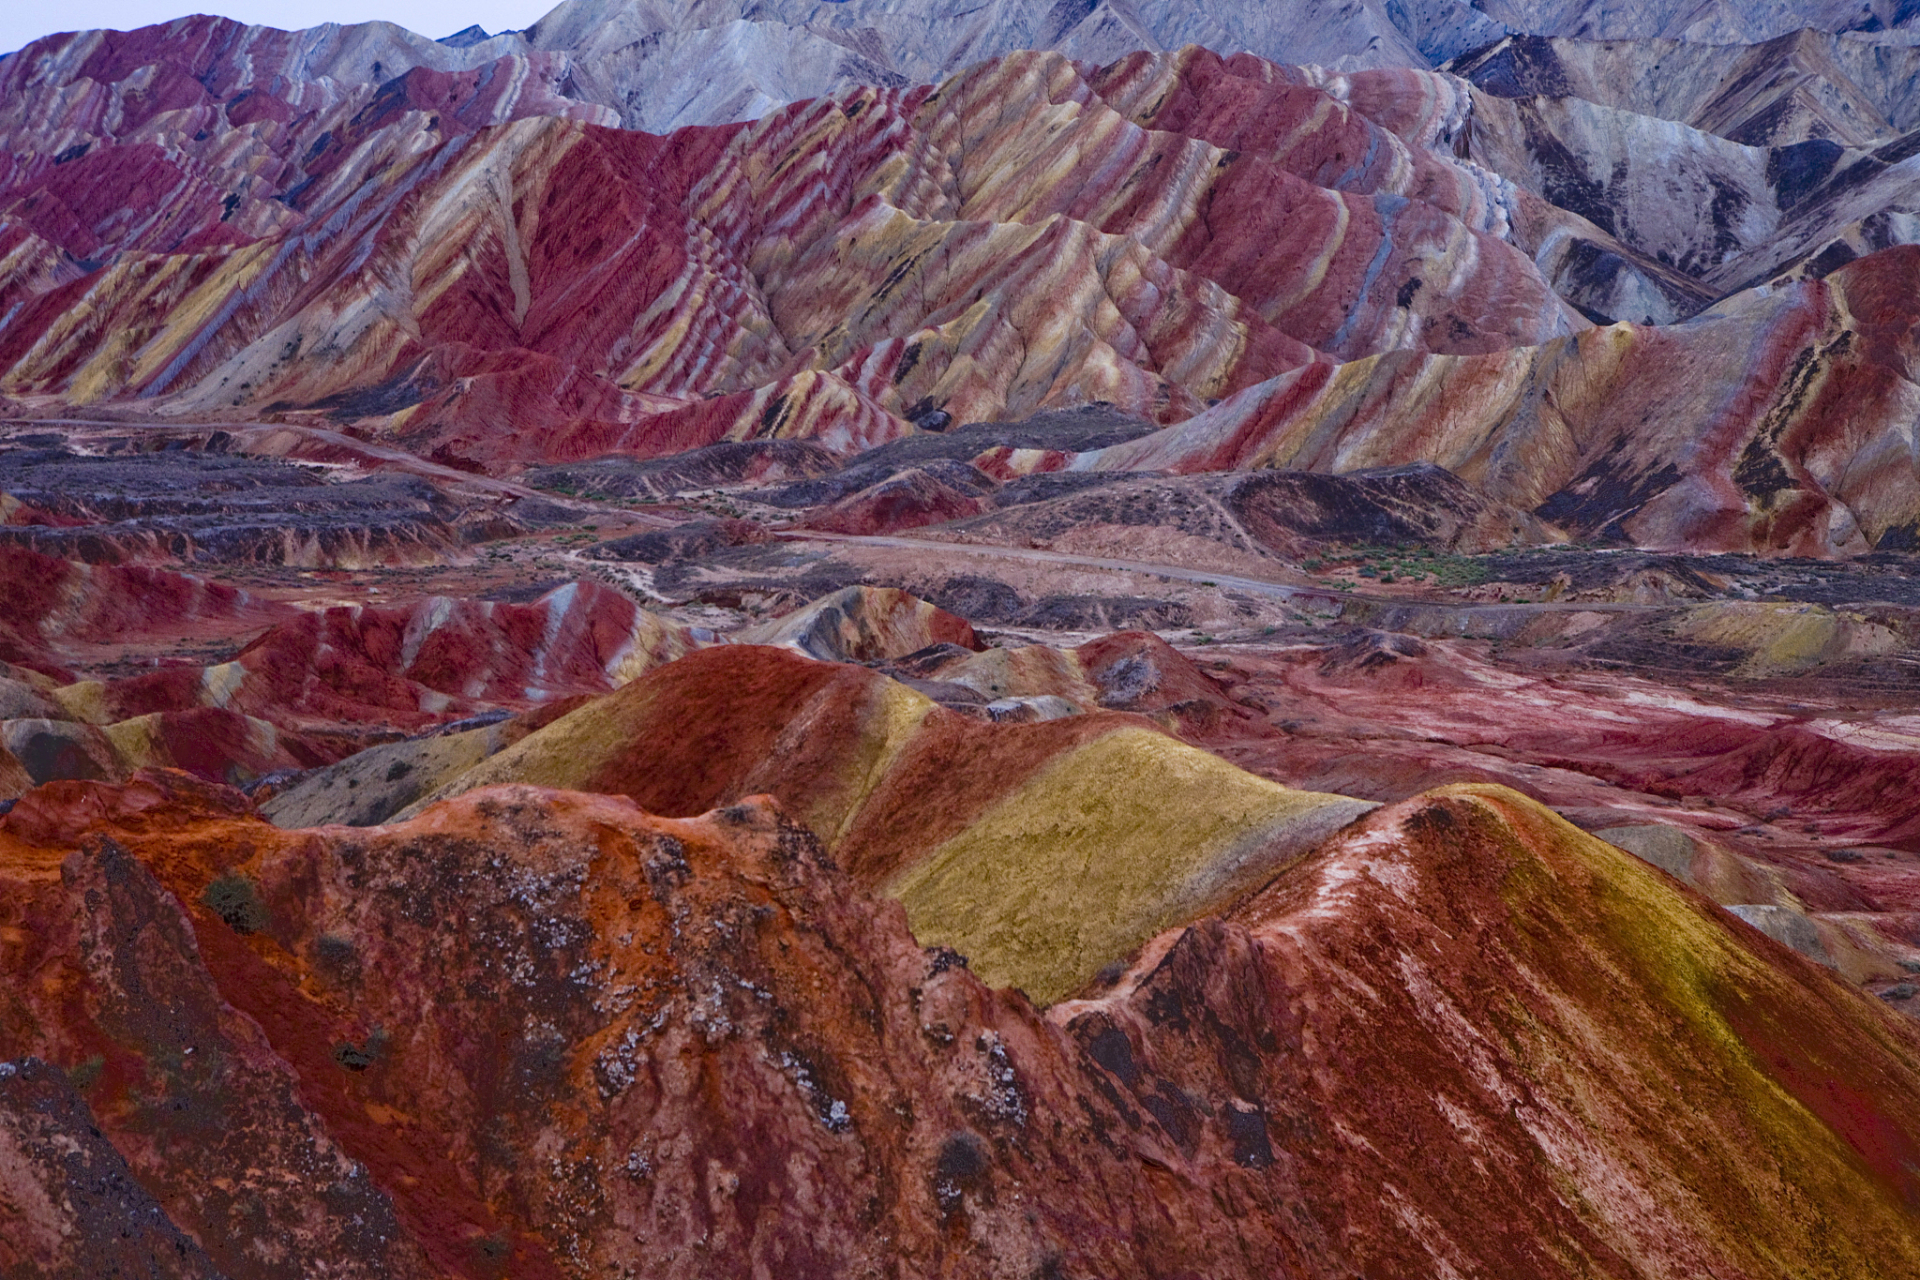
0, 48, 1578, 467
8, 8, 1920, 1272
2, 762, 1917, 1277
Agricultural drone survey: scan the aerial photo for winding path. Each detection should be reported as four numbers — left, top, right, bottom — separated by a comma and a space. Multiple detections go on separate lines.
775, 530, 1655, 617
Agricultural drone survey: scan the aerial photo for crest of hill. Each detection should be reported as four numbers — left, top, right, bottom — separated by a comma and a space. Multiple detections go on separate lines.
0, 545, 704, 799
1056, 781, 1920, 1277
1452, 30, 1920, 146
0, 47, 1586, 470
6, 20, 1920, 560
11, 0, 1917, 133
393, 642, 1373, 1001
1063, 245, 1920, 558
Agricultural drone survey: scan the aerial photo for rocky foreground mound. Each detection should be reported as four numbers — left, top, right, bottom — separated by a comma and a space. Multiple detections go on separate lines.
3, 758, 1917, 1278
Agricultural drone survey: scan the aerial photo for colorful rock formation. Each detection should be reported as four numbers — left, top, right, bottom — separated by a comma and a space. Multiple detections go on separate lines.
3, 759, 1917, 1276
0, 46, 1586, 468
0, 544, 703, 795
4, 32, 1919, 557
8, 3, 1920, 1272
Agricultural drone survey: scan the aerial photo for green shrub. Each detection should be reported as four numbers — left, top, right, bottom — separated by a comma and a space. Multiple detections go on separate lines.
203, 874, 269, 935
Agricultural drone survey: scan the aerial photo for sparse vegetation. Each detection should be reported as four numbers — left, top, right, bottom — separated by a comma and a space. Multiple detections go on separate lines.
1312, 543, 1489, 588
203, 873, 270, 935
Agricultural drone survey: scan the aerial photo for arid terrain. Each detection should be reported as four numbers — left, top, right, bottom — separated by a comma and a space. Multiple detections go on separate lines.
4, 3, 1920, 1277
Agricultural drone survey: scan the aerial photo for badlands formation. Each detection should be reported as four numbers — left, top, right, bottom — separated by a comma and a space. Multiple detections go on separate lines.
5, 1, 1920, 1276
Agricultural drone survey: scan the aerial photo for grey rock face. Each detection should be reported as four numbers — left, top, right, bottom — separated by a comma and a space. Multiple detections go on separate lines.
1727, 903, 1836, 966
1452, 31, 1920, 147
261, 725, 512, 829
13, 0, 1920, 134
0, 1058, 228, 1280
1597, 824, 1699, 882
520, 0, 1431, 130
513, 0, 1920, 130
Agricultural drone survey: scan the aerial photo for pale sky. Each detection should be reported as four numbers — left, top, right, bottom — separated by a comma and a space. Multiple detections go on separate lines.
1, 2, 562, 56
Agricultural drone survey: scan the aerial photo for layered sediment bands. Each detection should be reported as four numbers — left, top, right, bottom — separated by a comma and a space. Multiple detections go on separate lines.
1452, 30, 1920, 147
14, 0, 1906, 142
943, 461, 1554, 555
733, 584, 981, 661
0, 47, 1583, 469
3, 766, 1917, 1275
1461, 0, 1920, 45
524, 439, 842, 499
1064, 245, 1920, 556
1455, 83, 1920, 312
75, 578, 698, 739
0, 543, 704, 794
0, 777, 1310, 1278
1056, 784, 1920, 1278
0, 444, 572, 566
2, 32, 1917, 556
0, 544, 288, 679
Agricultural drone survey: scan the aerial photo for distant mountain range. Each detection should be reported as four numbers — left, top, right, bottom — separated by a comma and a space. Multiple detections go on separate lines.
12, 0, 1920, 131
4, 5, 1920, 553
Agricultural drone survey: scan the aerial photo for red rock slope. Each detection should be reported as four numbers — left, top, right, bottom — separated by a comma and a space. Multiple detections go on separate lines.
7, 38, 1920, 554
1015, 242, 1920, 556
3, 761, 1917, 1277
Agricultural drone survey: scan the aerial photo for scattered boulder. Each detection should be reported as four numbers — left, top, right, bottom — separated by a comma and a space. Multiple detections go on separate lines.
263, 695, 600, 827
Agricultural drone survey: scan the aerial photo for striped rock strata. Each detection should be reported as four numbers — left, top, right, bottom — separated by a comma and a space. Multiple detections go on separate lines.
391, 642, 1374, 1002
17, 0, 1911, 137
6, 35, 1920, 558
0, 47, 1581, 471
984, 245, 1920, 557
1452, 29, 1920, 148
